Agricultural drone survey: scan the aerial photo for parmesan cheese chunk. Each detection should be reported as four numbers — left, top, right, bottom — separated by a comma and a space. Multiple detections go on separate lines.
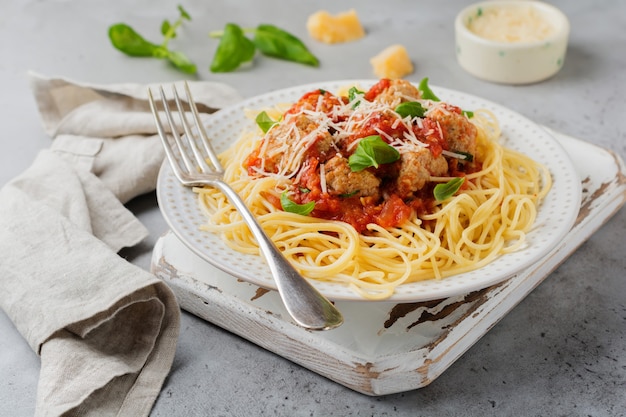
370, 44, 414, 79
307, 9, 366, 44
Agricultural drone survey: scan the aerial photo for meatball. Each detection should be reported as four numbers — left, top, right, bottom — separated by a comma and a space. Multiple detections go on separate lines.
428, 106, 477, 156
251, 114, 332, 175
324, 155, 381, 198
372, 79, 422, 107
395, 148, 448, 197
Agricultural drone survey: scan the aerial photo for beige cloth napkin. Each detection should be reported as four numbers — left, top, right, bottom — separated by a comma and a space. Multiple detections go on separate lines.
0, 73, 242, 416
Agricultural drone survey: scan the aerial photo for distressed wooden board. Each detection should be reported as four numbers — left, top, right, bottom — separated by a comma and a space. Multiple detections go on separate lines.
150, 130, 626, 396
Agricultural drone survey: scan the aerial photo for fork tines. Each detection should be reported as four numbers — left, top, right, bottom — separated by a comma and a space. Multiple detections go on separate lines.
148, 82, 223, 183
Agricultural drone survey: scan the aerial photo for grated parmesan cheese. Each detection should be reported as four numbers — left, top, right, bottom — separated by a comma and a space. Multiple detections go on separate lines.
320, 163, 327, 193
251, 83, 477, 182
467, 6, 555, 43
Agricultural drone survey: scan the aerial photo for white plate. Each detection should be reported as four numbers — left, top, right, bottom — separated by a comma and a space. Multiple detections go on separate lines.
156, 80, 581, 302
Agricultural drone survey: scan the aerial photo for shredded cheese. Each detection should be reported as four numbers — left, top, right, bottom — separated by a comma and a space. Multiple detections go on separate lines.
320, 163, 327, 193
468, 6, 555, 43
251, 84, 478, 180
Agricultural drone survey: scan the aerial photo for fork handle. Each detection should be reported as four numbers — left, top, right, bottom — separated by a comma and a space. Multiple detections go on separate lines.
214, 181, 344, 330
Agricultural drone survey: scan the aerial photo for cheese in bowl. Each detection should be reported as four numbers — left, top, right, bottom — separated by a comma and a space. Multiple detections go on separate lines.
455, 0, 569, 84
467, 4, 555, 43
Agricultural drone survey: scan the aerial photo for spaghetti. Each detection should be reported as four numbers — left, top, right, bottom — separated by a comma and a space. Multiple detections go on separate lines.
194, 79, 551, 300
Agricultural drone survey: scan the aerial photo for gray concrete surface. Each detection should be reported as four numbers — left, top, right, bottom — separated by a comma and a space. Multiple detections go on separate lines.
1, 0, 624, 415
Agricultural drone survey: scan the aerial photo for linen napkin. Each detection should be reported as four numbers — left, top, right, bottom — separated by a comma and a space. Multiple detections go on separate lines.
0, 73, 242, 416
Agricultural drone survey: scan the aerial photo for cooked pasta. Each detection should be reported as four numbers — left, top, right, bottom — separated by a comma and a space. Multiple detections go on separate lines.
194, 79, 551, 300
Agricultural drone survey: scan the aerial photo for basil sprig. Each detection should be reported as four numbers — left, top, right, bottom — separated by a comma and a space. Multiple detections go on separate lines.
209, 23, 256, 72
348, 86, 365, 108
255, 111, 279, 133
108, 5, 196, 74
280, 191, 315, 216
348, 87, 365, 101
210, 23, 319, 72
434, 177, 465, 201
348, 135, 400, 172
254, 24, 319, 66
395, 101, 427, 119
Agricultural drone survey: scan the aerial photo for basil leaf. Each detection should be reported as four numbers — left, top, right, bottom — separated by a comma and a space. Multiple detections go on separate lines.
462, 110, 474, 118
161, 6, 190, 39
280, 191, 315, 216
339, 190, 360, 198
210, 23, 256, 72
395, 101, 426, 119
348, 86, 365, 108
177, 5, 191, 21
255, 111, 278, 133
418, 77, 441, 102
161, 20, 173, 37
434, 177, 465, 201
348, 87, 364, 100
167, 50, 197, 74
108, 6, 196, 74
348, 135, 400, 172
253, 24, 319, 67
108, 24, 161, 57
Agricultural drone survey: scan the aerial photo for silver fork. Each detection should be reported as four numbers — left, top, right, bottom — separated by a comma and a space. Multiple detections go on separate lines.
148, 82, 343, 331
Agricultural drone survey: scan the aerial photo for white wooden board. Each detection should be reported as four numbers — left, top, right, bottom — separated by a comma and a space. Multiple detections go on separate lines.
151, 129, 626, 395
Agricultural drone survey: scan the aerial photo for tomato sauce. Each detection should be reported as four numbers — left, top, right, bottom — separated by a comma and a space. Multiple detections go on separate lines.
413, 118, 447, 157
285, 156, 422, 233
285, 89, 345, 117
246, 80, 479, 234
364, 79, 391, 101
349, 111, 407, 143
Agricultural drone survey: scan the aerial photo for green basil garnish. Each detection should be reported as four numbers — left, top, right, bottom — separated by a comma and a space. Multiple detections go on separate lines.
253, 24, 319, 67
348, 86, 365, 108
348, 86, 364, 101
339, 190, 360, 198
108, 5, 196, 74
280, 191, 315, 216
109, 24, 160, 57
165, 50, 196, 74
209, 23, 319, 72
255, 111, 279, 133
395, 101, 427, 119
434, 177, 465, 201
209, 23, 256, 72
418, 77, 441, 102
348, 135, 400, 172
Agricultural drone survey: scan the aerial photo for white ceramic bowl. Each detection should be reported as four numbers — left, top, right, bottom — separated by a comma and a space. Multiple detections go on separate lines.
455, 0, 570, 84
